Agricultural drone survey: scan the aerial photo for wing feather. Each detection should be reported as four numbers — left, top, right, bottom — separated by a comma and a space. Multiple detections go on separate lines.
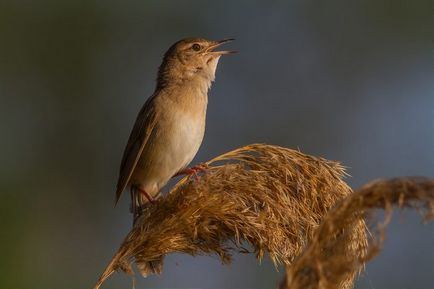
115, 95, 158, 204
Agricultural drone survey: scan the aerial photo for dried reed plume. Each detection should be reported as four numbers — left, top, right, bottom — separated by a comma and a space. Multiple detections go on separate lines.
94, 144, 367, 289
280, 177, 434, 289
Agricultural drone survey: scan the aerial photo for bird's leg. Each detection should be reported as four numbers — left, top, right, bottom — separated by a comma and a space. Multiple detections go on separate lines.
194, 162, 209, 171
130, 186, 157, 225
173, 163, 209, 180
131, 185, 156, 207
134, 185, 156, 204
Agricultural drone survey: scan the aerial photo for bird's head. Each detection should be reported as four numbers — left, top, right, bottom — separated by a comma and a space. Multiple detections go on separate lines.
157, 38, 235, 89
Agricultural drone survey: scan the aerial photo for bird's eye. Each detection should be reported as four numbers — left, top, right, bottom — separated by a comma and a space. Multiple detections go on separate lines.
192, 43, 201, 51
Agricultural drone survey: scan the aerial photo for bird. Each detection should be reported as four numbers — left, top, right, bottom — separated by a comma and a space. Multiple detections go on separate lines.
114, 37, 235, 220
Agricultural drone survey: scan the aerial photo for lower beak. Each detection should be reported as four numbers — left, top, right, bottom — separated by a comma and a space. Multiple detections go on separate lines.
206, 38, 237, 55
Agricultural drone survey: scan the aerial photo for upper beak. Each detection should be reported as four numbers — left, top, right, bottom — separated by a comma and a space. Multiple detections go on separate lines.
206, 38, 237, 55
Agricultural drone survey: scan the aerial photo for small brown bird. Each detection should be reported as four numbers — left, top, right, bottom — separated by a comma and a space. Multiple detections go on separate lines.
115, 38, 235, 218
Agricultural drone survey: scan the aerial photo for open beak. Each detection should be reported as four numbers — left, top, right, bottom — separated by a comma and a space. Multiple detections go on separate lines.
206, 38, 237, 55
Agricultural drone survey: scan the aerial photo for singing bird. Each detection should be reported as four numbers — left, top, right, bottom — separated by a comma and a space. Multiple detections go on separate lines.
115, 38, 235, 217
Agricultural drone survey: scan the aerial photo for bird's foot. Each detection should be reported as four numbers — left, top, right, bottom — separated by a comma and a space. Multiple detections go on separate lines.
174, 163, 209, 180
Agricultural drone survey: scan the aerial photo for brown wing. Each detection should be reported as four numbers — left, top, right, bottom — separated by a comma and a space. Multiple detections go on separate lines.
115, 95, 158, 204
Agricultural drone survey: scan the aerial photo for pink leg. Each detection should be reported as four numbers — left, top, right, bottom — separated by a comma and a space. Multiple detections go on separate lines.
130, 186, 156, 225
133, 185, 156, 204
174, 163, 209, 179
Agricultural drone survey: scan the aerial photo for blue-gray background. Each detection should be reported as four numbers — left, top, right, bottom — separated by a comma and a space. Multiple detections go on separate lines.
1, 0, 433, 288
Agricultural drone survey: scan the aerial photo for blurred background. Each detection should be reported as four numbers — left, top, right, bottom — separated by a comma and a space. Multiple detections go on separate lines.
1, 0, 433, 288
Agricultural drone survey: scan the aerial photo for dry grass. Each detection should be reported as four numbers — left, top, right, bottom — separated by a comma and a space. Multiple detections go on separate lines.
280, 177, 434, 289
93, 144, 367, 289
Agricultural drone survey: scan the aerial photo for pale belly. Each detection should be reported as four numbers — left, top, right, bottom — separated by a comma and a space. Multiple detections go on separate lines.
131, 110, 205, 195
